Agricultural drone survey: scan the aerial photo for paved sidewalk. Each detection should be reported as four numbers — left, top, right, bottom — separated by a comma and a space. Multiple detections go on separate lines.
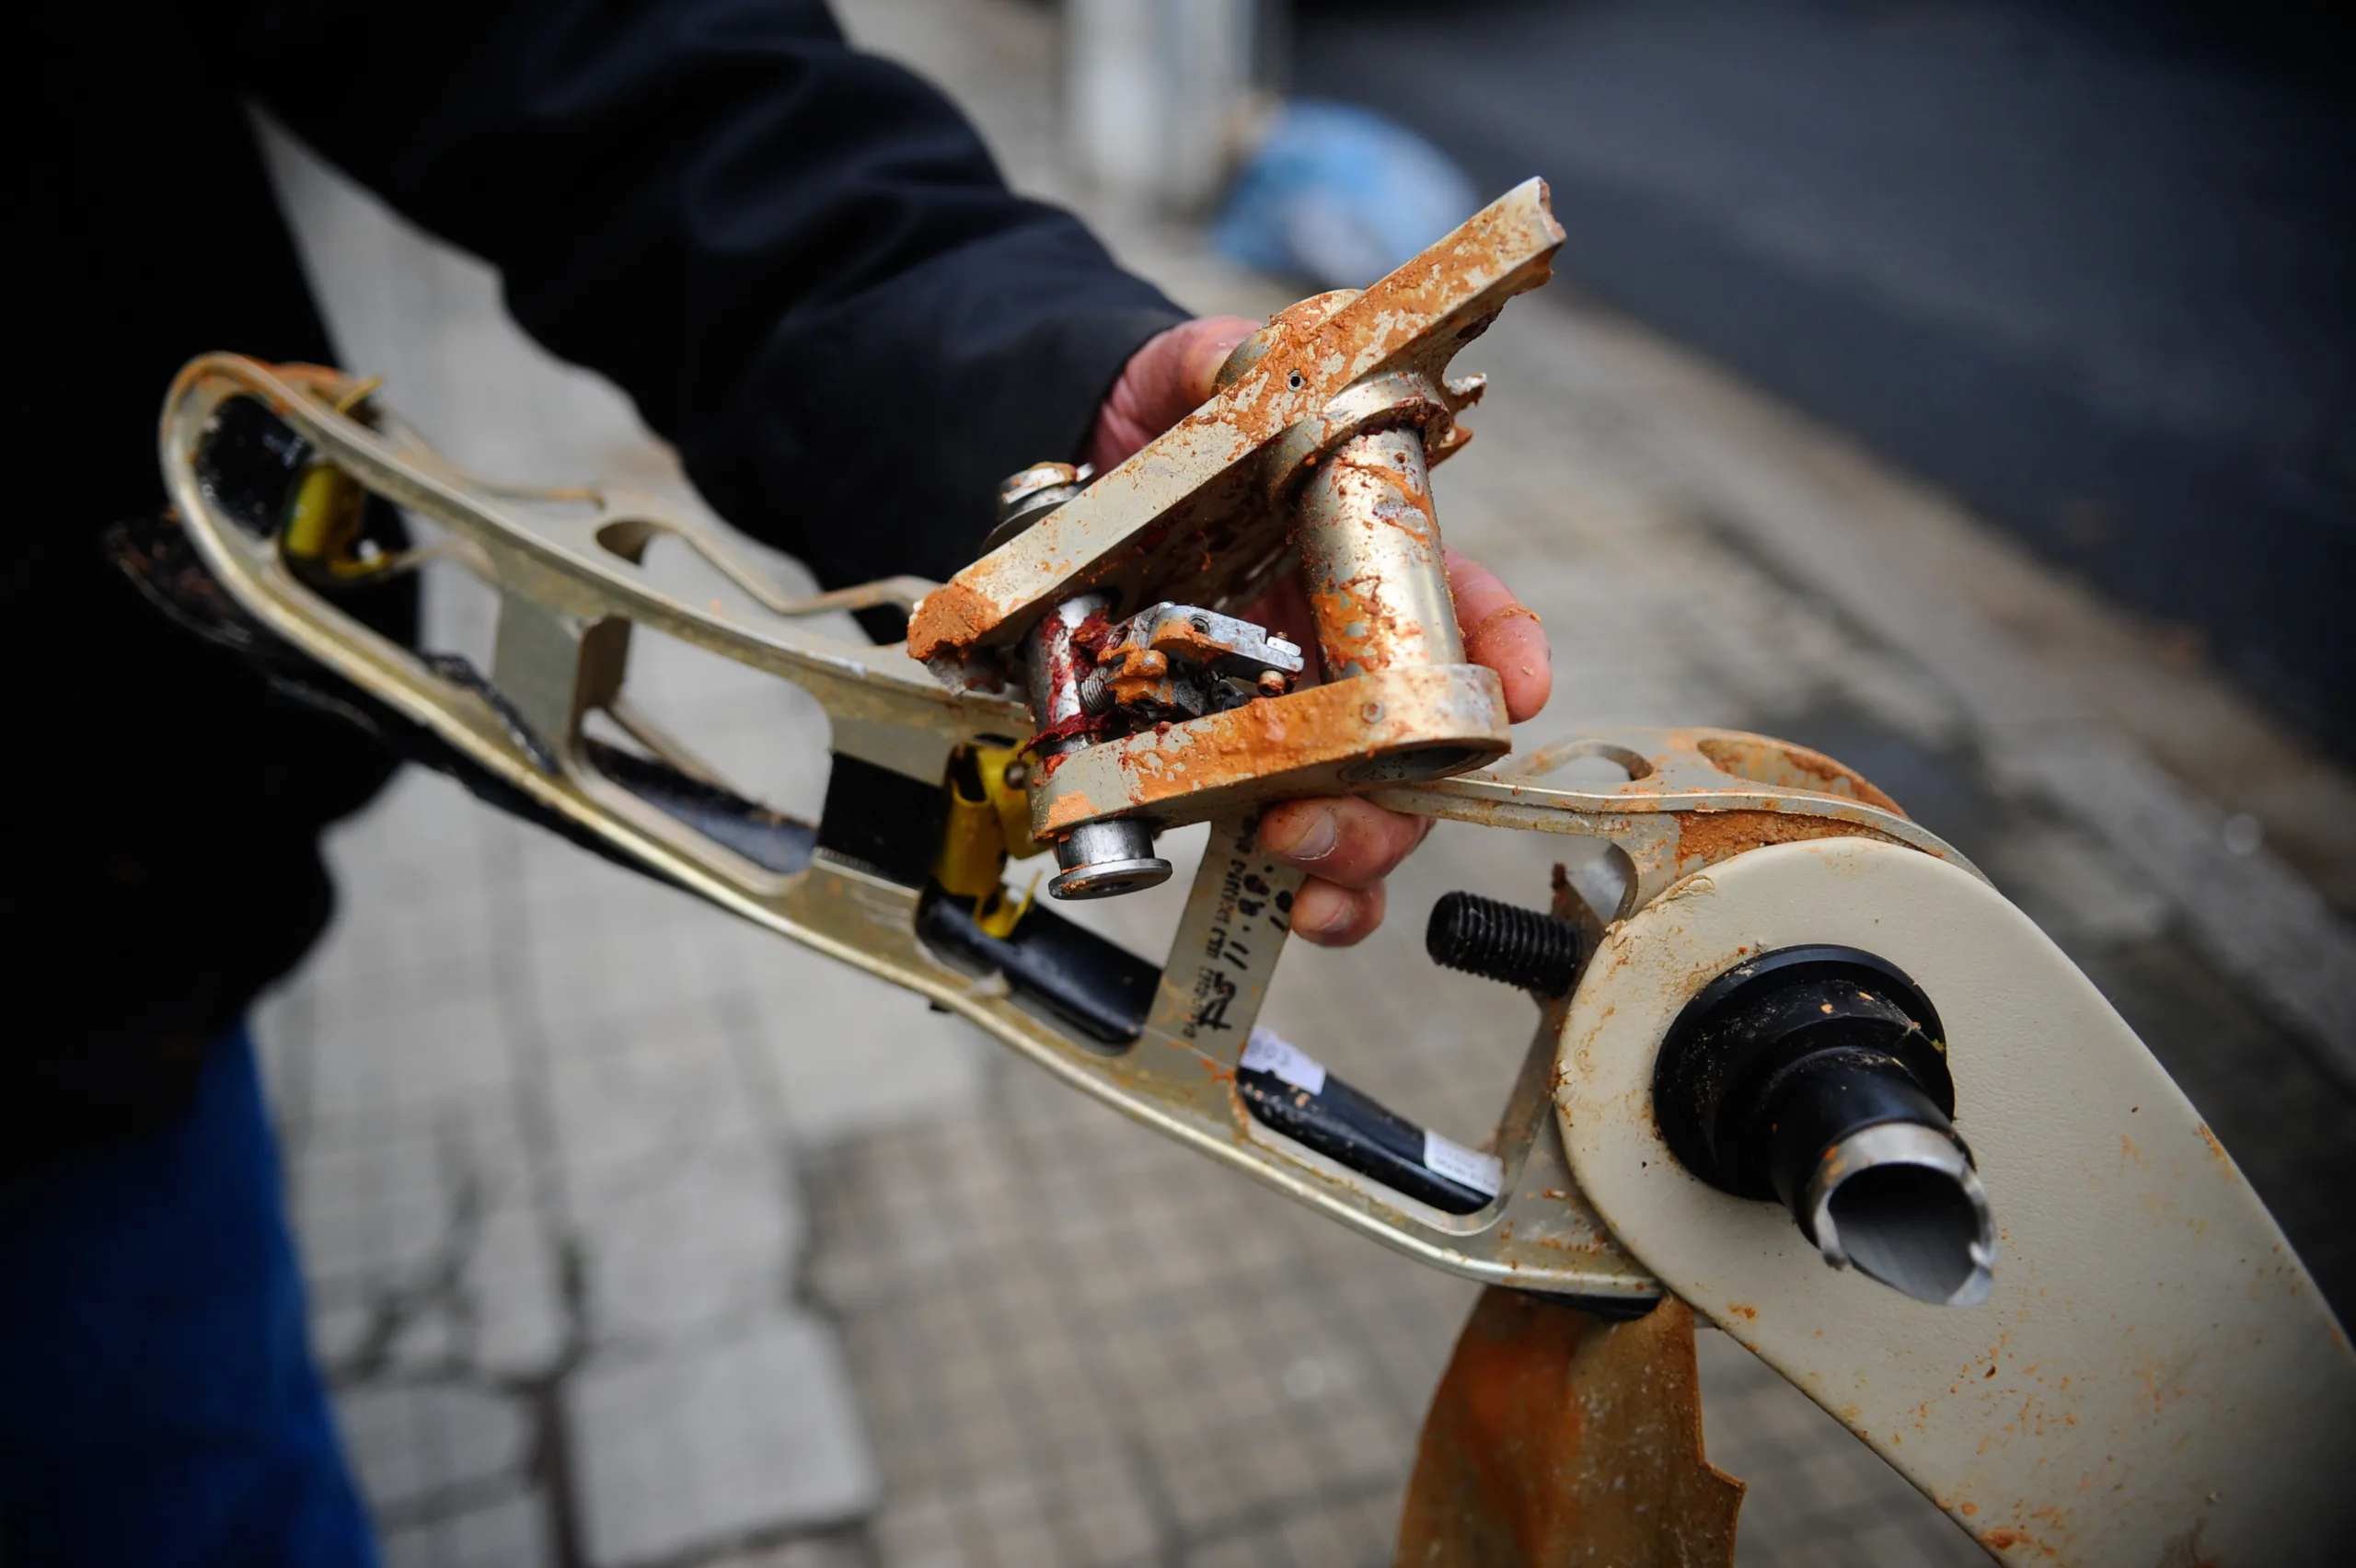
246, 2, 2356, 1564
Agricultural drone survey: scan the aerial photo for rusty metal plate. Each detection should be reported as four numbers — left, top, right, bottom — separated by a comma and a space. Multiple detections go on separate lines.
1396, 1288, 1742, 1567
1032, 662, 1509, 837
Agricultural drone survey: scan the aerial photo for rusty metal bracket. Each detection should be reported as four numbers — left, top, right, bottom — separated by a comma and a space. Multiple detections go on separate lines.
152, 178, 2355, 1565
904, 188, 1553, 663
909, 182, 1567, 837
159, 349, 1984, 1309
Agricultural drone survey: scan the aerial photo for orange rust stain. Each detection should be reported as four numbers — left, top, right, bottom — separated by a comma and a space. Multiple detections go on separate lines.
1069, 677, 1426, 813
1304, 558, 1426, 676
1694, 735, 1906, 814
907, 581, 1000, 662
1100, 645, 1175, 708
2194, 1123, 2236, 1177
1396, 1289, 1739, 1566
1470, 601, 1543, 640
1139, 620, 1230, 663
1978, 1523, 2065, 1560
1675, 809, 1903, 869
1042, 790, 1101, 833
1727, 1304, 1759, 1321
2131, 1360, 2188, 1417
1775, 743, 1903, 813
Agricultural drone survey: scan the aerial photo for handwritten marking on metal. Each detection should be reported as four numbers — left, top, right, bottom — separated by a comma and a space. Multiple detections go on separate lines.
1144, 814, 1304, 1059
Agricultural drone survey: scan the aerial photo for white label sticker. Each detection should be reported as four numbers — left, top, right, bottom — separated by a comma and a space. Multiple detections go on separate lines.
1422, 1130, 1505, 1198
1241, 1027, 1326, 1096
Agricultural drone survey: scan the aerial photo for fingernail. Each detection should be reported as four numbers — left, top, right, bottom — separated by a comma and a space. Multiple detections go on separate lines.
1263, 807, 1338, 863
1290, 883, 1346, 940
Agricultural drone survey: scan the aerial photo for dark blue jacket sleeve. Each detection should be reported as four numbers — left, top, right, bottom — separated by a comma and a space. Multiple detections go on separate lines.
241, 0, 1186, 585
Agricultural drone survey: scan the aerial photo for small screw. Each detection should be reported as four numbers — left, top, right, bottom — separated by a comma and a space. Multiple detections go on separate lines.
1257, 670, 1288, 698
1361, 701, 1385, 723
1190, 616, 1212, 635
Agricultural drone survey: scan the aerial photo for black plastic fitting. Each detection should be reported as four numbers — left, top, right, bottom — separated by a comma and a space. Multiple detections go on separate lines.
1653, 945, 1994, 1305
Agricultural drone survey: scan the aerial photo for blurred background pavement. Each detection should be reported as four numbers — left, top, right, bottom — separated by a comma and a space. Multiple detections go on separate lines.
246, 1, 2356, 1564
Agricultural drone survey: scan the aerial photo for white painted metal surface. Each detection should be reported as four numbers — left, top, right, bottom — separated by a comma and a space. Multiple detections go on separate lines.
1557, 837, 2356, 1566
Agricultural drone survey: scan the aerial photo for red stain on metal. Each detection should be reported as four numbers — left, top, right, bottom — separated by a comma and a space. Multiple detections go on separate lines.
1022, 711, 1108, 759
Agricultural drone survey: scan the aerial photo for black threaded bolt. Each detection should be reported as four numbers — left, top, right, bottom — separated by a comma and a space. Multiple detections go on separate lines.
1425, 892, 1583, 997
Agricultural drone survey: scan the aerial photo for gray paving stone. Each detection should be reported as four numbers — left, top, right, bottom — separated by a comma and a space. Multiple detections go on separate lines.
702, 1539, 872, 1568
539, 1002, 769, 1192
382, 1490, 555, 1568
291, 1115, 460, 1308
463, 1187, 567, 1379
338, 1380, 532, 1518
572, 1139, 798, 1345
566, 1317, 881, 1568
731, 949, 993, 1146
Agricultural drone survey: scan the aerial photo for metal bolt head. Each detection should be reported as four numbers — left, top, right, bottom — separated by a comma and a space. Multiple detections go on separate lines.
997, 461, 1082, 523
1257, 670, 1288, 698
1049, 856, 1173, 900
1049, 819, 1172, 901
985, 461, 1090, 553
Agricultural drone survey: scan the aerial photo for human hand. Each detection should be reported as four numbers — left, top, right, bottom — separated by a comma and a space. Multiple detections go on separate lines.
1087, 315, 1262, 472
1091, 318, 1553, 947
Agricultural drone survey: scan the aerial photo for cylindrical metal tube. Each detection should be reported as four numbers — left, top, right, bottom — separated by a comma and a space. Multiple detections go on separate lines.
1295, 427, 1464, 679
1049, 819, 1169, 899
1801, 1121, 1995, 1309
1023, 593, 1171, 900
1022, 593, 1109, 732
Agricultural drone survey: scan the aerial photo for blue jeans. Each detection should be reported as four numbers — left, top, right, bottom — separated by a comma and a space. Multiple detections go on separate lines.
0, 1027, 377, 1566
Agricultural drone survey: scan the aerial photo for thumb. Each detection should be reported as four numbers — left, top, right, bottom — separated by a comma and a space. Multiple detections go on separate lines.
1088, 315, 1260, 471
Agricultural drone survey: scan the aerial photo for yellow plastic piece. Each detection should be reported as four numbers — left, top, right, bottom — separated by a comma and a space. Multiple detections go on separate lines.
976, 745, 1045, 860
283, 379, 385, 580
933, 747, 1047, 940
283, 464, 366, 571
976, 871, 1040, 940
934, 774, 1008, 902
